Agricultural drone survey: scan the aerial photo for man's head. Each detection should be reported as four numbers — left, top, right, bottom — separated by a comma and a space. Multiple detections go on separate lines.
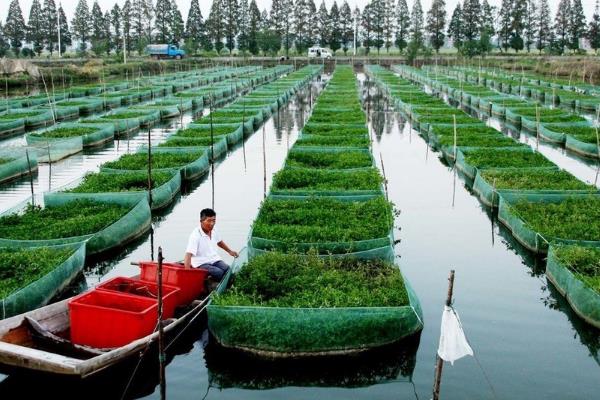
200, 208, 216, 232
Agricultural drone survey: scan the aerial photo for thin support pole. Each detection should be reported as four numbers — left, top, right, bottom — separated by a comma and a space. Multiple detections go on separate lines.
40, 71, 56, 125
262, 124, 267, 199
147, 127, 153, 207
432, 270, 456, 400
453, 114, 458, 162
157, 247, 166, 400
25, 150, 35, 206
380, 153, 389, 201
209, 96, 215, 209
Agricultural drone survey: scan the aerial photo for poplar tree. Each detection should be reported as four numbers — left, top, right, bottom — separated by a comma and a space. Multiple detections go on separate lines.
426, 0, 446, 53
90, 1, 107, 55
248, 0, 261, 55
317, 0, 330, 47
340, 1, 354, 55
371, 0, 385, 53
5, 0, 26, 55
329, 1, 342, 53
480, 0, 495, 53
72, 0, 91, 52
43, 0, 58, 55
410, 0, 424, 45
510, 0, 527, 52
589, 0, 600, 53
207, 0, 224, 53
27, 0, 45, 56
294, 0, 312, 53
110, 4, 122, 53
222, 0, 239, 53
0, 22, 8, 56
462, 0, 481, 43
381, 0, 396, 53
122, 0, 132, 55
361, 2, 375, 54
131, 0, 149, 53
154, 0, 172, 43
568, 0, 586, 51
58, 5, 71, 53
170, 0, 184, 45
536, 0, 552, 52
554, 0, 571, 53
237, 0, 250, 54
395, 0, 410, 53
103, 10, 112, 55
447, 3, 463, 50
497, 0, 512, 52
281, 0, 294, 56
523, 0, 536, 52
185, 0, 204, 53
448, 2, 464, 50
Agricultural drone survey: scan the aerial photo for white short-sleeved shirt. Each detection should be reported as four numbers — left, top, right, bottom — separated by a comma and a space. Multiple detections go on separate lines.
185, 227, 222, 267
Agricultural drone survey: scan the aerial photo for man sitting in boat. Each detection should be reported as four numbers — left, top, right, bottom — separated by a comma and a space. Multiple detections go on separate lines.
184, 208, 238, 283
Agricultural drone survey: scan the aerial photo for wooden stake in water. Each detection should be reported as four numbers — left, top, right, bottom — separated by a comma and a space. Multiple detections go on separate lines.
263, 124, 267, 199
242, 102, 247, 171
535, 105, 540, 151
157, 246, 166, 400
380, 153, 389, 201
40, 71, 56, 125
432, 270, 456, 400
147, 127, 153, 207
5, 78, 8, 113
25, 149, 35, 207
209, 96, 215, 209
595, 106, 600, 186
453, 114, 458, 162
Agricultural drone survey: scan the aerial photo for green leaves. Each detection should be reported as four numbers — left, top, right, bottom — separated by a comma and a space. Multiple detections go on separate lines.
272, 168, 382, 191
553, 245, 600, 292
102, 151, 203, 170
36, 127, 97, 138
213, 252, 409, 308
480, 169, 594, 191
0, 201, 131, 240
68, 171, 173, 193
287, 149, 372, 169
0, 247, 74, 298
463, 148, 554, 169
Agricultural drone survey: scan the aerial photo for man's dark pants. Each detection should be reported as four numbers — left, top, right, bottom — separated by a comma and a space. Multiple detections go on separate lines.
200, 260, 230, 280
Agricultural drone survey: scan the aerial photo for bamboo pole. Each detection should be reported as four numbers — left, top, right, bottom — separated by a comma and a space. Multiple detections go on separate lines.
432, 270, 456, 400
147, 127, 153, 207
209, 96, 215, 209
157, 247, 166, 400
380, 153, 388, 201
263, 123, 267, 199
25, 149, 34, 207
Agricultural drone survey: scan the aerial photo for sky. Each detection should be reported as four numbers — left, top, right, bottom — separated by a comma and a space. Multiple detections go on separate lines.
1, 0, 597, 27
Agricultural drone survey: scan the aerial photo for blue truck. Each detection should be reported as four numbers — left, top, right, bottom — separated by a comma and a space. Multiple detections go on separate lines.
145, 44, 186, 60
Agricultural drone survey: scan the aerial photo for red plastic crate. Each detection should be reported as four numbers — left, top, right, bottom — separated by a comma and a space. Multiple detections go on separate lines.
69, 290, 157, 348
139, 261, 208, 305
96, 277, 180, 319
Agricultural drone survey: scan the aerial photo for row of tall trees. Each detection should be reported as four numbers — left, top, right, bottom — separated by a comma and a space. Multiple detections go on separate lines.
2, 0, 600, 57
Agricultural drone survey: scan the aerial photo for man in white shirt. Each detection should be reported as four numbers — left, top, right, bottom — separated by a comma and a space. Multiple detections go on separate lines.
184, 208, 238, 280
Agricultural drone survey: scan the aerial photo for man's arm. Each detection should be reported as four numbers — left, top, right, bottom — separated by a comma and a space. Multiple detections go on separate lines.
217, 241, 239, 258
183, 252, 193, 269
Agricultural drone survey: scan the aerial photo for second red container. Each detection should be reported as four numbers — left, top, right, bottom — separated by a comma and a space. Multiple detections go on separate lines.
139, 261, 208, 305
96, 276, 180, 319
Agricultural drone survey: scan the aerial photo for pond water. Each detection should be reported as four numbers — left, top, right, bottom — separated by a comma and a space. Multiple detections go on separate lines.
0, 70, 598, 400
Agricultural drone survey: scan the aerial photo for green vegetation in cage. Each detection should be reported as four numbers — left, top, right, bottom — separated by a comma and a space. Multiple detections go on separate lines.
513, 196, 600, 241
68, 171, 173, 193
296, 135, 370, 147
552, 245, 600, 292
479, 169, 595, 191
0, 247, 73, 298
0, 201, 131, 240
253, 196, 392, 244
100, 111, 150, 120
35, 127, 97, 139
214, 252, 408, 308
302, 124, 367, 136
0, 112, 42, 120
102, 151, 203, 170
174, 126, 232, 137
272, 168, 382, 191
287, 150, 372, 169
0, 158, 12, 165
462, 149, 554, 169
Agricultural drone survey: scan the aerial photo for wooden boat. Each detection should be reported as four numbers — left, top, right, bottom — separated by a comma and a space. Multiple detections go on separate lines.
0, 268, 228, 378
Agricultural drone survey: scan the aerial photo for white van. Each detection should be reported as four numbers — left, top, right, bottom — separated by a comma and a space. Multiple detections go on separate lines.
308, 46, 332, 59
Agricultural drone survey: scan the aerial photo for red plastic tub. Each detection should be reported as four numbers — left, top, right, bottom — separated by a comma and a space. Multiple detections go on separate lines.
69, 290, 157, 348
96, 277, 180, 319
139, 261, 208, 305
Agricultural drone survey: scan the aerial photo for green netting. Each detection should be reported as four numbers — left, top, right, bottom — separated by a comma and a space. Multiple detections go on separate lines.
64, 169, 181, 211
57, 98, 105, 114
0, 242, 86, 319
0, 149, 37, 184
455, 146, 551, 179
497, 192, 600, 254
102, 146, 210, 181
472, 167, 596, 208
565, 134, 600, 159
0, 118, 25, 137
81, 114, 140, 135
546, 244, 600, 329
0, 194, 151, 256
0, 108, 54, 129
207, 252, 423, 355
187, 123, 244, 146
38, 105, 79, 121
28, 122, 115, 148
26, 135, 83, 162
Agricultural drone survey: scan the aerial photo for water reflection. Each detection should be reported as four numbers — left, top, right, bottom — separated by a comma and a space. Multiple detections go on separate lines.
204, 334, 421, 390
